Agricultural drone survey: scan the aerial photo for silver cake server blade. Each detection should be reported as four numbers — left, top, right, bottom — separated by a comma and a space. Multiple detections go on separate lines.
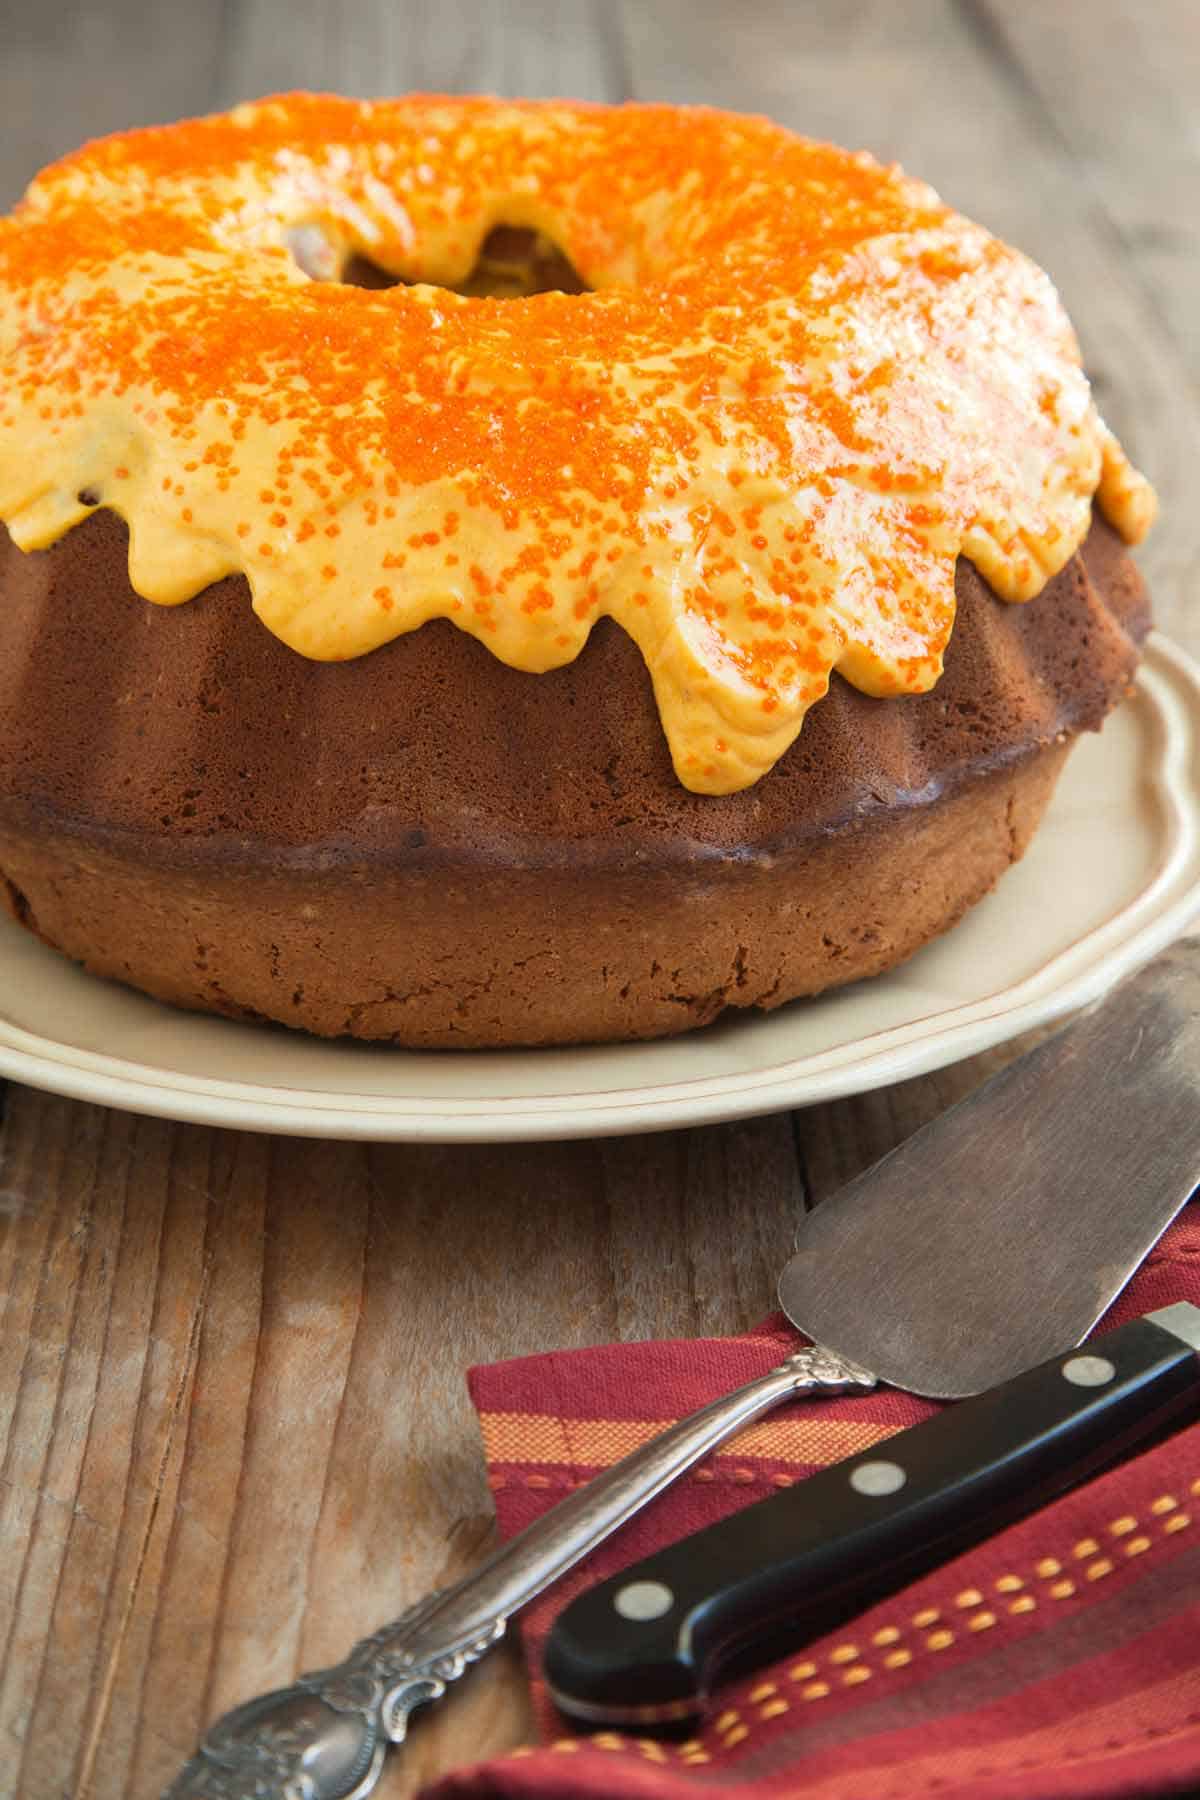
778, 942, 1200, 1396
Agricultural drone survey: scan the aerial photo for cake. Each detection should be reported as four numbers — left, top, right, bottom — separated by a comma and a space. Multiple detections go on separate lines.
0, 96, 1155, 1048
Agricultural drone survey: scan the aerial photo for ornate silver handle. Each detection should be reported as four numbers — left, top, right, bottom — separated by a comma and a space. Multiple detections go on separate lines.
165, 1344, 874, 1799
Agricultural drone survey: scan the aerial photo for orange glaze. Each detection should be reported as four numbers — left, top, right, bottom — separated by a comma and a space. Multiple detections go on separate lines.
0, 94, 1156, 792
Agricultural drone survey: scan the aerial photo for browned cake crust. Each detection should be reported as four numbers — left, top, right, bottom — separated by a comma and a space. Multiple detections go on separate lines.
0, 510, 1149, 1046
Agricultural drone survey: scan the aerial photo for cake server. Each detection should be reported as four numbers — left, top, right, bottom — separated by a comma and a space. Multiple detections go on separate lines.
166, 947, 1200, 1800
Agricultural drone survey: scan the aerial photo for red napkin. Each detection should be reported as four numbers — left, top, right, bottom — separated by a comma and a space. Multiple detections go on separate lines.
428, 1206, 1200, 1799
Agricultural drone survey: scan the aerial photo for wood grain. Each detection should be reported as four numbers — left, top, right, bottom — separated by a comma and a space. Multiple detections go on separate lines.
968, 1, 1200, 388
1, 4, 1198, 1796
0, 0, 227, 210
0, 1103, 802, 1797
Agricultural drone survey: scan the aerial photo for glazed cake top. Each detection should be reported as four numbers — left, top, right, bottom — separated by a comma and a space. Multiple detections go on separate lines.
0, 94, 1155, 792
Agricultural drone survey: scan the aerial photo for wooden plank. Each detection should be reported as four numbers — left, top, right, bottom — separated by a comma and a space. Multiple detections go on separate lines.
0, 0, 627, 212
967, 1, 1200, 387
0, 0, 227, 210
211, 0, 628, 107
0, 1093, 802, 1796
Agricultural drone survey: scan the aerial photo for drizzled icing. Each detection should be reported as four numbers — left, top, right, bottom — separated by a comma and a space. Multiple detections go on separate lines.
0, 95, 1156, 793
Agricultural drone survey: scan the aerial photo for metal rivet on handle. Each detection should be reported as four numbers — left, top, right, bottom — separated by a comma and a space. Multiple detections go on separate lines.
1061, 1354, 1117, 1388
613, 1580, 675, 1621
850, 1460, 907, 1497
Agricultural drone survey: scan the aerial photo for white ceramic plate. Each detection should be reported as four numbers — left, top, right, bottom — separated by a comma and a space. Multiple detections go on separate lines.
2, 633, 1198, 1142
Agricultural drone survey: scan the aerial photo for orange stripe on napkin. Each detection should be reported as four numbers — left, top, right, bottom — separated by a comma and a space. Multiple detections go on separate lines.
478, 1410, 901, 1470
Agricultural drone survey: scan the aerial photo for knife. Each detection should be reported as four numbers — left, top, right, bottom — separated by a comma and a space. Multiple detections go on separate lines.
543, 1302, 1200, 1724
167, 948, 1200, 1799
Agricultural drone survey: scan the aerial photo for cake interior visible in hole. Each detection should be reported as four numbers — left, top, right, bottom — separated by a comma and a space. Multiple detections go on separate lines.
288, 224, 588, 297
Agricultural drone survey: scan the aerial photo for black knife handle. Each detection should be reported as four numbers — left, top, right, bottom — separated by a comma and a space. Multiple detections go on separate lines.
544, 1307, 1200, 1726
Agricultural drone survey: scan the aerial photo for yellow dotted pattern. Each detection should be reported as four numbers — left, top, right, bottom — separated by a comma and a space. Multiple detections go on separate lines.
515, 1475, 1198, 1770
503, 1474, 1197, 1772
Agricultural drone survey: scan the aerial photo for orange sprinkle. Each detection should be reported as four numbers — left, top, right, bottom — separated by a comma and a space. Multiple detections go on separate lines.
0, 92, 1154, 797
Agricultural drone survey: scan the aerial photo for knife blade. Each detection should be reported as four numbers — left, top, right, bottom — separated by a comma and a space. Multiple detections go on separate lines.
543, 947, 1200, 1724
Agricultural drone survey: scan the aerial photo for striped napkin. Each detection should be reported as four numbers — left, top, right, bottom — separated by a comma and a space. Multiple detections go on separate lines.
428, 1205, 1200, 1799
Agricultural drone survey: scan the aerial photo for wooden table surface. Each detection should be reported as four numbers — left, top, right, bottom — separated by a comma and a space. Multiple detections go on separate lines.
2, 4, 1198, 1796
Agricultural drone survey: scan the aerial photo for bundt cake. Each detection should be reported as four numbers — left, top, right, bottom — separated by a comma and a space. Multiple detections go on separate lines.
0, 96, 1155, 1048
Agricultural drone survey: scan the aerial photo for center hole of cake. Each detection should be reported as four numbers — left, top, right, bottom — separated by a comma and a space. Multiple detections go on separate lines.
288, 224, 589, 298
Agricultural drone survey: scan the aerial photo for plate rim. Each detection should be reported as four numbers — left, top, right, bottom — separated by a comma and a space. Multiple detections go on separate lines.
2, 632, 1198, 1141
